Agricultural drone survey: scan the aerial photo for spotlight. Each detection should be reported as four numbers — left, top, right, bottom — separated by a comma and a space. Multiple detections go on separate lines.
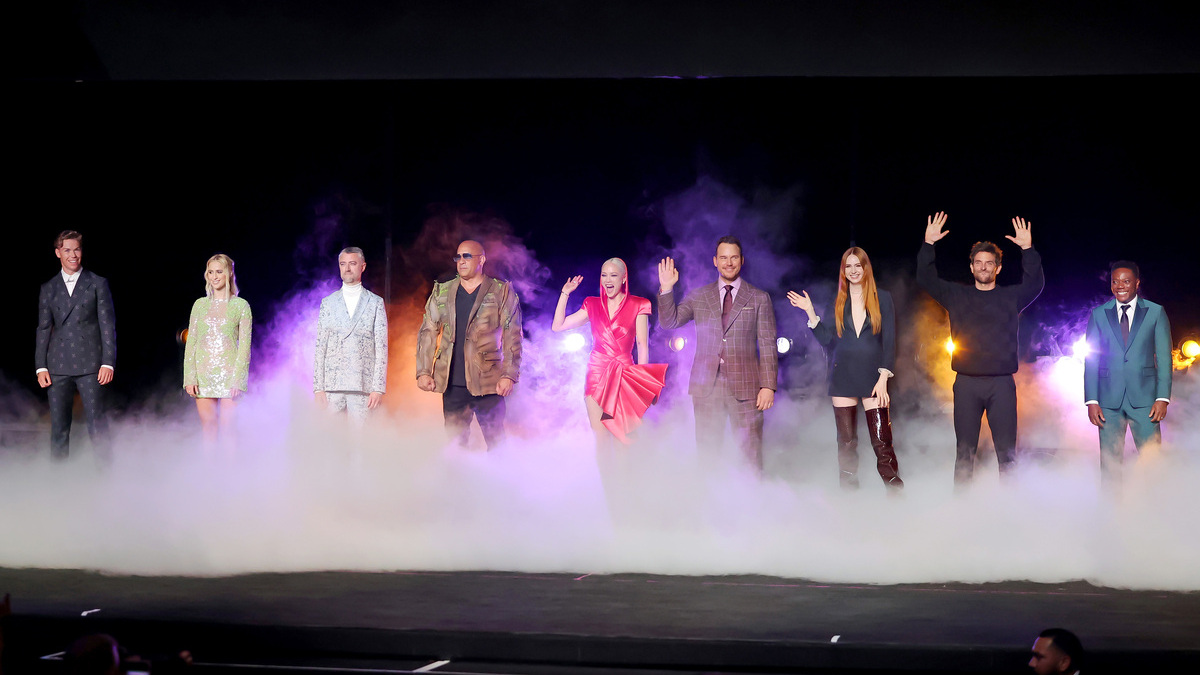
176, 328, 189, 346
1183, 339, 1200, 359
944, 337, 955, 355
1071, 336, 1090, 360
776, 337, 792, 354
1176, 337, 1200, 370
562, 333, 586, 352
667, 336, 687, 352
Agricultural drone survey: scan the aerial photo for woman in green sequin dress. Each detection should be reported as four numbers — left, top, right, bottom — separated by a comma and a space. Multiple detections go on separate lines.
183, 254, 252, 448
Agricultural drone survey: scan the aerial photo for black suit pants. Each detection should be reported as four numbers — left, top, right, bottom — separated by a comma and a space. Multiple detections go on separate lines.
952, 374, 1017, 484
47, 373, 111, 461
442, 385, 506, 450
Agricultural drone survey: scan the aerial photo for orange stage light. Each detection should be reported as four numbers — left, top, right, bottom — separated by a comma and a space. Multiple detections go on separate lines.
1183, 339, 1200, 359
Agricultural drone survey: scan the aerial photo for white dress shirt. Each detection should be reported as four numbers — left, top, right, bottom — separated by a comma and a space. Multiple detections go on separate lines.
62, 269, 81, 296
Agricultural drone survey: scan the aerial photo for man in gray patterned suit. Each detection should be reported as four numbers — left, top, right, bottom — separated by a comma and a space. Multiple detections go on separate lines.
314, 247, 389, 422
658, 236, 778, 471
35, 230, 117, 461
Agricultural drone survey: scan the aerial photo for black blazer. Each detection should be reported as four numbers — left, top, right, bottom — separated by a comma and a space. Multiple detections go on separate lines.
811, 289, 896, 398
35, 270, 117, 376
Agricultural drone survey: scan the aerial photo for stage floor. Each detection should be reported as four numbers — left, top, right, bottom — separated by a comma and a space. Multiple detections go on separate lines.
2, 568, 1198, 673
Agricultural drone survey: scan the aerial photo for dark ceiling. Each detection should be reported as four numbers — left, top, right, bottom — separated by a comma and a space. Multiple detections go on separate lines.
16, 1, 1200, 81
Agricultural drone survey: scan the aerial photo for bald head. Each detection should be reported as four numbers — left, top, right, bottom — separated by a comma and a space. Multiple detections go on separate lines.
455, 239, 486, 283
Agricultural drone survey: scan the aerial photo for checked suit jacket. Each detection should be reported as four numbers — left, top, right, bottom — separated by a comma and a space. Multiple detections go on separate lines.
1083, 297, 1172, 409
658, 279, 778, 401
313, 287, 389, 394
35, 270, 117, 376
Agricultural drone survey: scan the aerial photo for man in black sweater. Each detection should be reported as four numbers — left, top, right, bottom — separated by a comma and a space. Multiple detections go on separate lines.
918, 212, 1044, 486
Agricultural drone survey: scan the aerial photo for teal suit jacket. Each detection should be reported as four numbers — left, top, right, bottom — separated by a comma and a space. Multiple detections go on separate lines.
1083, 297, 1172, 409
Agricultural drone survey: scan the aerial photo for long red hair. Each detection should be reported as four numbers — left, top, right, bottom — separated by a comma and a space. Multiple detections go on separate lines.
834, 247, 881, 338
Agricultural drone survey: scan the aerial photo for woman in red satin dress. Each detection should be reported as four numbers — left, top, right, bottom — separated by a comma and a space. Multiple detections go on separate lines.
552, 258, 668, 446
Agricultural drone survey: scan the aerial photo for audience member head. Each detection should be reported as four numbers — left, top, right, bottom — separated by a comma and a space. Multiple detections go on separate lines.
1028, 628, 1083, 674
64, 634, 121, 675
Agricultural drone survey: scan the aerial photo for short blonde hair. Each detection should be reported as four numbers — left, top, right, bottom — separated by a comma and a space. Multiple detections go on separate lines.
204, 253, 240, 297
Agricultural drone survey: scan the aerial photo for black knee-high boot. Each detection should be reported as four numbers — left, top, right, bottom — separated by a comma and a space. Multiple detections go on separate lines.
834, 406, 859, 489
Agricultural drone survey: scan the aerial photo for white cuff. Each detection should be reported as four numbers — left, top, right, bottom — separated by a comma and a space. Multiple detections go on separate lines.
101, 365, 113, 371
806, 316, 821, 329
878, 368, 894, 378
1156, 398, 1170, 403
36, 368, 48, 374
1084, 400, 1098, 406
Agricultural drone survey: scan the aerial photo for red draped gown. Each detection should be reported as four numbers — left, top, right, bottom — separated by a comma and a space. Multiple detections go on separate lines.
582, 294, 668, 444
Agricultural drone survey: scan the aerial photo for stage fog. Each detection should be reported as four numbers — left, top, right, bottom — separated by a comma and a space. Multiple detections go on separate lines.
2, 177, 1198, 592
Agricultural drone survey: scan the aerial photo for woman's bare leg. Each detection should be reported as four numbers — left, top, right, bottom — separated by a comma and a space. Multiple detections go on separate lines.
195, 398, 219, 452
584, 395, 613, 451
218, 398, 238, 457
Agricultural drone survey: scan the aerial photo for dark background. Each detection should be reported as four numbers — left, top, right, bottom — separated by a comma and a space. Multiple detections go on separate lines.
7, 1, 1200, 407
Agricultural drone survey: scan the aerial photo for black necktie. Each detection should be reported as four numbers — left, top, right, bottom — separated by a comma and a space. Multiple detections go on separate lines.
721, 285, 734, 331
1120, 304, 1130, 344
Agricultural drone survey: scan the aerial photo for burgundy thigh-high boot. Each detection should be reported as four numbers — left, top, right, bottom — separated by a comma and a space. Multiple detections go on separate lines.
865, 407, 904, 491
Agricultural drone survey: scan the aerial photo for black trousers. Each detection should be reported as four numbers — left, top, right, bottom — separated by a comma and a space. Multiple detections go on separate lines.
443, 385, 506, 449
952, 373, 1017, 484
47, 372, 111, 461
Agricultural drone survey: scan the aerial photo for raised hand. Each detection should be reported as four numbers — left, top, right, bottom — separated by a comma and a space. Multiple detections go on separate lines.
1006, 216, 1032, 250
561, 275, 583, 295
658, 257, 680, 293
786, 290, 813, 313
925, 211, 949, 245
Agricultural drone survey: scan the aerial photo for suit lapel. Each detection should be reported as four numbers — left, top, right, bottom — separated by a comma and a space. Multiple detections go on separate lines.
64, 271, 91, 321
704, 283, 721, 326
1125, 303, 1149, 353
1104, 301, 1122, 347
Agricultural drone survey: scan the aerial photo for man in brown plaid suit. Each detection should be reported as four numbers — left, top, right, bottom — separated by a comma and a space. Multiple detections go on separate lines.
658, 236, 778, 471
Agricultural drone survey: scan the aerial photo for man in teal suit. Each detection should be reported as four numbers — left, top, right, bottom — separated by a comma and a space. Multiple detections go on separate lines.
1083, 261, 1172, 485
